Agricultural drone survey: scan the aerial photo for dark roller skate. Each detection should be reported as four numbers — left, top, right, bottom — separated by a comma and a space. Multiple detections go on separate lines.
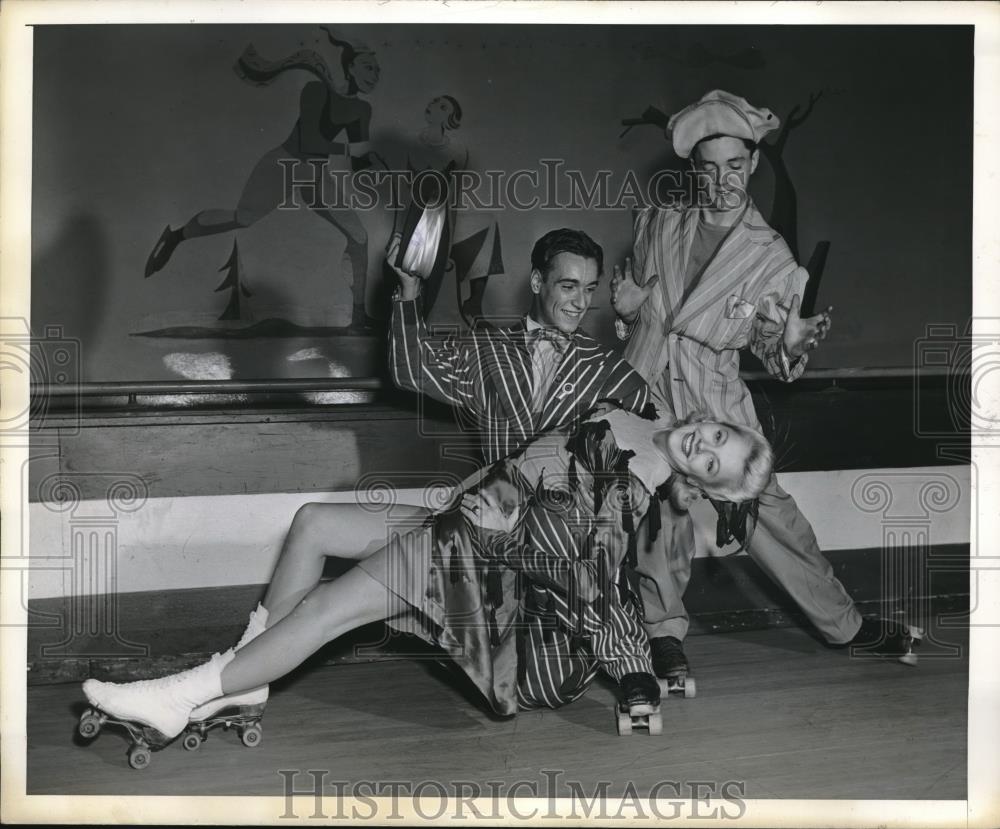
650, 635, 697, 698
615, 672, 663, 736
849, 616, 925, 666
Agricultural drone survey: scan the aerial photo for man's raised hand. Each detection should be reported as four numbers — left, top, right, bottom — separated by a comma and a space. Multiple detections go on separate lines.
385, 234, 421, 301
783, 293, 834, 359
611, 257, 657, 323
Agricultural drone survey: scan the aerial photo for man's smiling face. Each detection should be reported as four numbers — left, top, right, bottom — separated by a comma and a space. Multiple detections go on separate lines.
530, 252, 599, 334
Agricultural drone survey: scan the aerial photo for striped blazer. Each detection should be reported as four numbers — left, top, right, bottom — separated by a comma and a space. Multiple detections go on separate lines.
390, 298, 651, 462
621, 201, 808, 429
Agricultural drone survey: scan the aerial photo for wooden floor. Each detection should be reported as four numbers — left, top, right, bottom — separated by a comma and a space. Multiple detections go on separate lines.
25, 623, 968, 800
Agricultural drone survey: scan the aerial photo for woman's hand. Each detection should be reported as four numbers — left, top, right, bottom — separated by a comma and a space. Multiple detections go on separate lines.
667, 477, 703, 512
385, 234, 421, 300
461, 491, 520, 535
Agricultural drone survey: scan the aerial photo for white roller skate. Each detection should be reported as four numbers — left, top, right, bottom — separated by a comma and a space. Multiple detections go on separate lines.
183, 604, 270, 751
80, 650, 233, 769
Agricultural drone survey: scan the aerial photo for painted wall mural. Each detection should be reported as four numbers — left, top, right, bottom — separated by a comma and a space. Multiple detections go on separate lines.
127, 27, 507, 386
30, 24, 972, 383
390, 94, 504, 326
142, 28, 384, 333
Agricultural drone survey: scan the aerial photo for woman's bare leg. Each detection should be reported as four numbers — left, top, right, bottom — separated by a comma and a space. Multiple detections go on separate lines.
82, 554, 400, 737
263, 502, 428, 624
222, 562, 393, 693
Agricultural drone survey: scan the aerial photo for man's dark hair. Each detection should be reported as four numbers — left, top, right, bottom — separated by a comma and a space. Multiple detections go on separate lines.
692, 133, 758, 160
530, 228, 604, 279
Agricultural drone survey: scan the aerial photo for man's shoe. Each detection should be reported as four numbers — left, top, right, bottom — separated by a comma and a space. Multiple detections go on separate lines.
849, 616, 924, 666
650, 635, 689, 678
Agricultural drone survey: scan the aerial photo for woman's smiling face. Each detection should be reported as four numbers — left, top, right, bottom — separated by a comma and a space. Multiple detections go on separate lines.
657, 421, 752, 494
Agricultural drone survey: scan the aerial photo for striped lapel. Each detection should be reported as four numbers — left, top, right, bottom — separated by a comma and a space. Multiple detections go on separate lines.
536, 339, 582, 431
536, 334, 611, 432
671, 202, 761, 331
486, 322, 534, 426
659, 208, 696, 334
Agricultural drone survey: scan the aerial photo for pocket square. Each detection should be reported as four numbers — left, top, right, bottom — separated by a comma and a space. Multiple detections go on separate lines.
726, 295, 756, 319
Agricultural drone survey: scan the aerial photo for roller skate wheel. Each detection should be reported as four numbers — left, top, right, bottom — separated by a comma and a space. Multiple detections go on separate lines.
683, 676, 697, 698
128, 746, 151, 770
648, 712, 663, 736
241, 723, 263, 747
78, 712, 101, 739
616, 711, 633, 736
182, 732, 202, 751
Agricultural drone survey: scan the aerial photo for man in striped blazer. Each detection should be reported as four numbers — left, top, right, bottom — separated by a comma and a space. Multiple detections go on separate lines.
388, 227, 658, 710
612, 90, 904, 680
389, 227, 651, 463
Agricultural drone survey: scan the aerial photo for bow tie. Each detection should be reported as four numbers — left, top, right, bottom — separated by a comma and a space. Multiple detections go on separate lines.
527, 327, 575, 354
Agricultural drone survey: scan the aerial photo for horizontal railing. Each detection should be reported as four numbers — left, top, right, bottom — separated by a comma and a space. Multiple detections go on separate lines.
31, 377, 383, 398
28, 365, 957, 400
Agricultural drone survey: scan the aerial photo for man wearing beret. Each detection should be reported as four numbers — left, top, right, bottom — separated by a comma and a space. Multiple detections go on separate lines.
612, 89, 919, 683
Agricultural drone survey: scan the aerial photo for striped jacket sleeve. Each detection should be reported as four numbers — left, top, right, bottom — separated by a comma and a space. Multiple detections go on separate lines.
597, 356, 650, 415
749, 253, 810, 383
389, 297, 477, 407
474, 525, 601, 605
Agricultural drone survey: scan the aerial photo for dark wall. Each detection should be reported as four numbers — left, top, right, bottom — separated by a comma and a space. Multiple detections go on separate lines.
31, 24, 972, 381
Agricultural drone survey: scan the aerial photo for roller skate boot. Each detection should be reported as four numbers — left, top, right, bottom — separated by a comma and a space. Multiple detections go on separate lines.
616, 671, 663, 736
650, 635, 697, 698
80, 650, 233, 769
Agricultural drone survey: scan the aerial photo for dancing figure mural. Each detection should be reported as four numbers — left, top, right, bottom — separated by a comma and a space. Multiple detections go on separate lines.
144, 27, 383, 330
391, 95, 505, 325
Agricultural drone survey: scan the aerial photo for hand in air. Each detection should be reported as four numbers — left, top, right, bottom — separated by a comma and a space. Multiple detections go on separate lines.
610, 257, 657, 323
782, 291, 833, 359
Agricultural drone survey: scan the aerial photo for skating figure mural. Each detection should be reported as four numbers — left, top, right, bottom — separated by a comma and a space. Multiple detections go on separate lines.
144, 27, 383, 331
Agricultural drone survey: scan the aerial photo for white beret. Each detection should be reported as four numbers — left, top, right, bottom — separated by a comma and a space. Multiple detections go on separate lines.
668, 89, 780, 159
